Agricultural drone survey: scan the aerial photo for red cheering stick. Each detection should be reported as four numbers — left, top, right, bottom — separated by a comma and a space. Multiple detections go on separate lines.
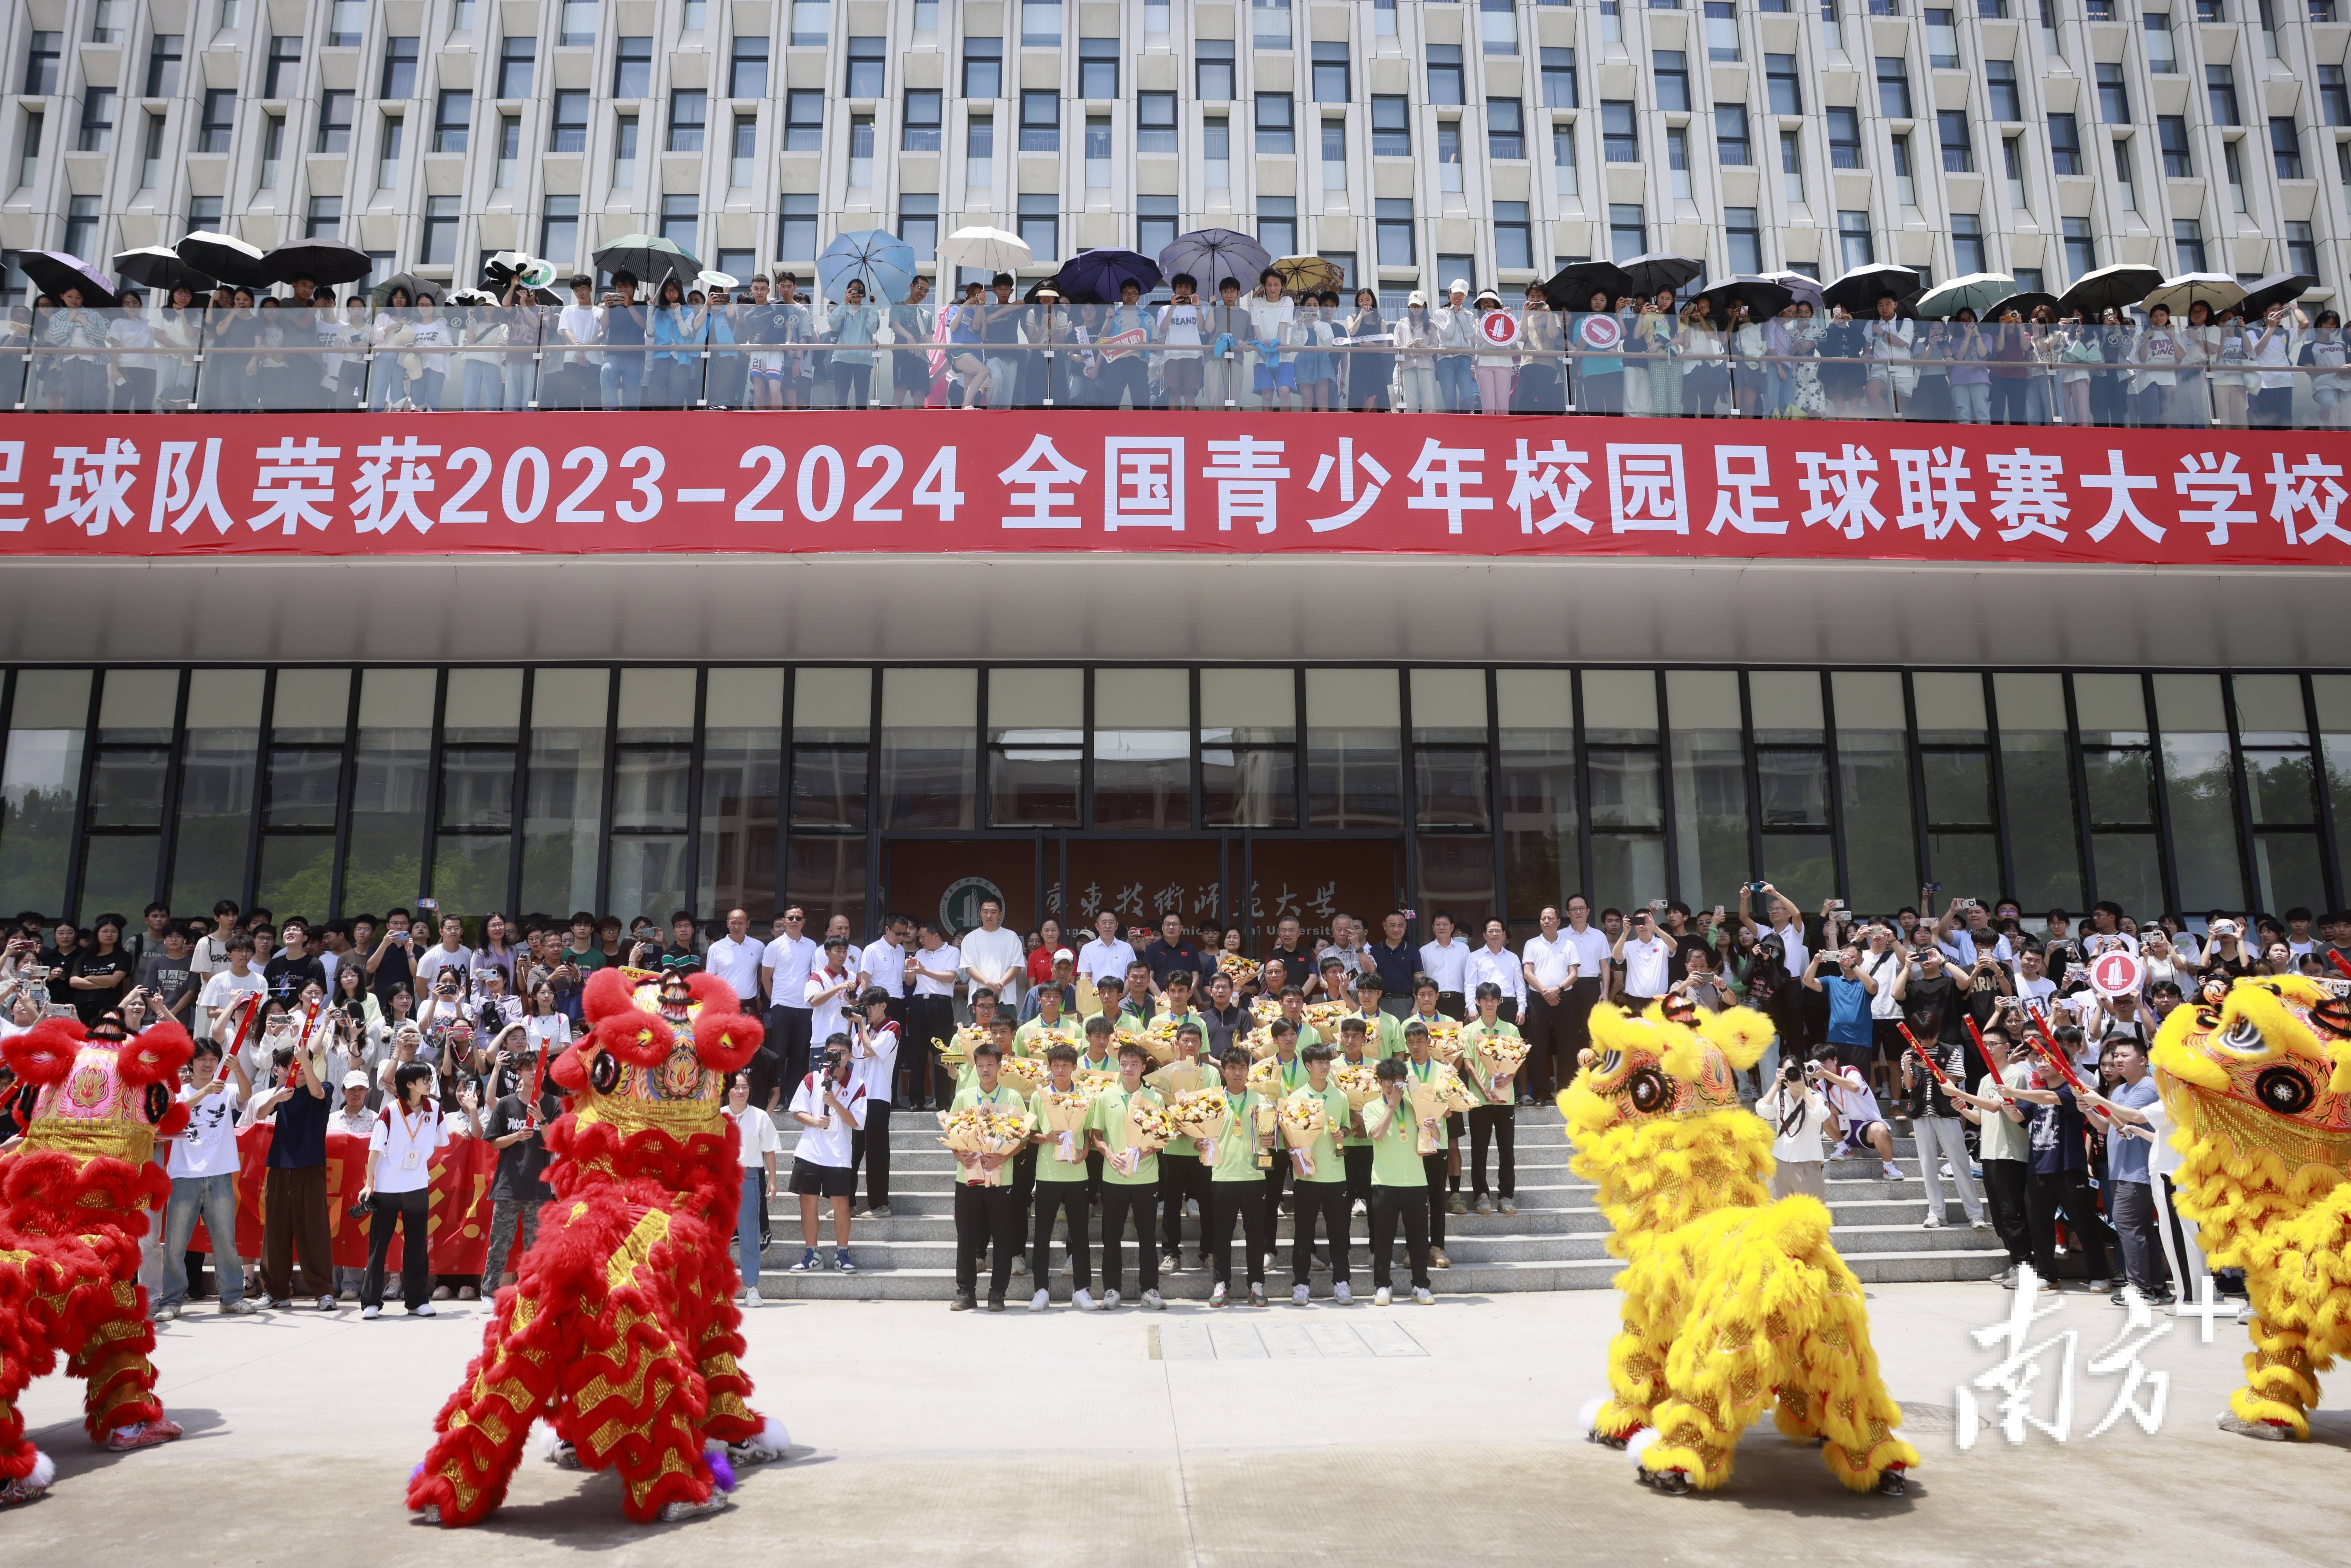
2327, 948, 2351, 982
1897, 1024, 1959, 1094
2020, 1001, 2091, 1096
1963, 1015, 2020, 1103
227, 990, 267, 1069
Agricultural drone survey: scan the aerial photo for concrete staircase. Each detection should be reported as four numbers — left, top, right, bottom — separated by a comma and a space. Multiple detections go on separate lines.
750, 1107, 2009, 1301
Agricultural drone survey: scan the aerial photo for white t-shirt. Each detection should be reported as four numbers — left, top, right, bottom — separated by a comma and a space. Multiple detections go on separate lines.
788, 1071, 866, 1168
169, 1079, 245, 1179
1770, 920, 1809, 978
804, 965, 855, 1049
1861, 949, 1908, 1020
855, 1018, 902, 1103
762, 933, 819, 1007
1620, 935, 1674, 998
1820, 1067, 1886, 1131
1463, 944, 1526, 1006
859, 938, 908, 999
1075, 937, 1137, 989
703, 935, 765, 1001
414, 943, 476, 991
197, 968, 268, 1041
1418, 938, 1471, 994
959, 925, 1027, 994
1521, 932, 1576, 991
522, 1013, 572, 1056
909, 942, 962, 998
729, 1103, 782, 1168
368, 1100, 451, 1194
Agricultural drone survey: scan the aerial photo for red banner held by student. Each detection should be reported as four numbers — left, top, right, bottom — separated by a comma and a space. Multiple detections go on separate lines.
190, 1128, 504, 1275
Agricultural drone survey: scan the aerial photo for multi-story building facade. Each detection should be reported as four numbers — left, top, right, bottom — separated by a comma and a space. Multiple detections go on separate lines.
4, 0, 2345, 304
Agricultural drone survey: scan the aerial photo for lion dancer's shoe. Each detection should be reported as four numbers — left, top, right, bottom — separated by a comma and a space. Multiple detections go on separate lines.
2216, 1314, 2317, 1441
0, 1451, 54, 1508
103, 1416, 183, 1452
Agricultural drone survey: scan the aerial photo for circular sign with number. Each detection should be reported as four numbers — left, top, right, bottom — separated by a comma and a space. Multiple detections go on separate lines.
2089, 949, 2144, 998
940, 876, 1006, 937
1479, 311, 1521, 349
1578, 313, 1623, 351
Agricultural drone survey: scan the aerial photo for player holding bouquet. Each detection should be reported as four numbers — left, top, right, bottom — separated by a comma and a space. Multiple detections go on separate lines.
1087, 1040, 1170, 1310
1331, 1018, 1384, 1214
1023, 1044, 1097, 1311
1460, 981, 1528, 1215
1202, 1048, 1276, 1308
1363, 1056, 1436, 1306
1144, 1023, 1215, 1276
1284, 1042, 1356, 1304
944, 1040, 1033, 1312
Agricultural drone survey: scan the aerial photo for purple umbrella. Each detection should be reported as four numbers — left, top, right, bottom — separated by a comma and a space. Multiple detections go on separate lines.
18, 249, 118, 307
1051, 247, 1162, 304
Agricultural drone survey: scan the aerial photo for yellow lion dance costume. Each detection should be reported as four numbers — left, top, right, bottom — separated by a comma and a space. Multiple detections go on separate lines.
2151, 972, 2351, 1441
1562, 1000, 1917, 1495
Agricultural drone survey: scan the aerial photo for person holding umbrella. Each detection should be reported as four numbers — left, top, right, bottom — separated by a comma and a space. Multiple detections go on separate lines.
1343, 285, 1394, 412
1947, 308, 1990, 424
1633, 288, 1683, 417
599, 270, 648, 409
826, 277, 882, 407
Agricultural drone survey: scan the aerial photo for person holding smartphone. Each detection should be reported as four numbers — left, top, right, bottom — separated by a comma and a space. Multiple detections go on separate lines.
1612, 905, 1674, 1008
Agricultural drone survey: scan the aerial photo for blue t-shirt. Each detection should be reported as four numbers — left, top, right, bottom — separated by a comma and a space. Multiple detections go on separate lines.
2105, 1077, 2160, 1185
268, 1078, 331, 1169
1821, 975, 1872, 1046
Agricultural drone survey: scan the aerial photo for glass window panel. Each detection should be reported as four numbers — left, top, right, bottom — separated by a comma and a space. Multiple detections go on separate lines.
1094, 668, 1190, 830
2155, 674, 2243, 912
98, 669, 177, 736
796, 668, 872, 734
881, 668, 976, 829
785, 833, 867, 938
2251, 831, 2326, 919
1667, 670, 1748, 904
1834, 672, 1916, 914
2082, 746, 2155, 828
255, 833, 338, 918
1415, 748, 1491, 830
791, 667, 872, 830
272, 668, 351, 737
1759, 831, 1835, 911
615, 666, 693, 731
341, 670, 435, 915
1927, 832, 2001, 907
523, 668, 610, 920
432, 833, 511, 916
439, 748, 516, 831
80, 836, 161, 925
2073, 672, 2147, 739
1756, 747, 1829, 828
1589, 749, 1662, 831
989, 748, 1080, 827
1748, 670, 1824, 737
1202, 668, 1298, 829
1416, 835, 1498, 932
262, 746, 341, 831
0, 670, 91, 916
2243, 750, 2316, 829
2315, 676, 2351, 888
1921, 749, 1993, 827
1912, 671, 1986, 740
443, 668, 523, 740
1581, 668, 1657, 740
1201, 668, 1296, 735
2231, 674, 2307, 742
1306, 668, 1401, 828
700, 668, 783, 918
987, 668, 1082, 829
1410, 667, 1488, 742
989, 668, 1082, 736
88, 745, 169, 828
1497, 670, 1578, 928
1993, 673, 2082, 914
1592, 831, 1669, 914
2091, 831, 2164, 918
169, 670, 266, 915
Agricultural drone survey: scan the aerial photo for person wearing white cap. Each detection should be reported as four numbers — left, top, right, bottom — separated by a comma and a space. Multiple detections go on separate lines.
1017, 947, 1080, 1023
329, 1071, 376, 1300
1471, 289, 1518, 413
1430, 278, 1478, 411
1393, 290, 1441, 411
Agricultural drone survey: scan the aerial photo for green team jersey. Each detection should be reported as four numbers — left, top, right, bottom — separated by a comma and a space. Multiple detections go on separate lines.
1014, 1017, 1082, 1056
1029, 1083, 1093, 1183
1205, 1088, 1272, 1182
1333, 1052, 1377, 1147
1089, 1082, 1163, 1186
1459, 1016, 1524, 1106
1401, 1054, 1452, 1151
1340, 1011, 1405, 1060
1365, 1093, 1428, 1187
1261, 1050, 1313, 1099
1285, 1082, 1351, 1183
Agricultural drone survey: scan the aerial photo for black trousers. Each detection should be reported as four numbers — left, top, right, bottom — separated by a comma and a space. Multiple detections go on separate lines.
1981, 1157, 2032, 1267
1436, 991, 1466, 1022
1009, 1146, 1038, 1255
1468, 1104, 1516, 1198
1099, 1179, 1160, 1294
1032, 1181, 1091, 1293
906, 995, 955, 1103
850, 1098, 893, 1210
1204, 1180, 1271, 1287
361, 1187, 432, 1310
1342, 1143, 1373, 1208
2027, 1167, 2113, 1282
1262, 1141, 1291, 1216
1291, 1180, 1352, 1287
1370, 1187, 1431, 1290
763, 1005, 813, 1101
953, 1182, 1020, 1299
1420, 1152, 1449, 1250
1520, 993, 1572, 1099
1160, 1155, 1207, 1263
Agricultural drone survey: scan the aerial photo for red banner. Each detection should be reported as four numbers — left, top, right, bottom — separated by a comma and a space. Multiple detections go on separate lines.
4, 410, 2347, 565
189, 1127, 508, 1276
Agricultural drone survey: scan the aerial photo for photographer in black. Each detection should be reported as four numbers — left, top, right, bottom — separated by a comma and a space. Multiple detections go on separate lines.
479, 1059, 562, 1299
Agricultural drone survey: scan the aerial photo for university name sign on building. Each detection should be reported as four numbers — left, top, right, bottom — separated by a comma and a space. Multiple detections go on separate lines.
5, 412, 2348, 567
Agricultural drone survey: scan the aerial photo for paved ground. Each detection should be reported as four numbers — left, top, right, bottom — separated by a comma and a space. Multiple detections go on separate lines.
11, 1281, 2348, 1565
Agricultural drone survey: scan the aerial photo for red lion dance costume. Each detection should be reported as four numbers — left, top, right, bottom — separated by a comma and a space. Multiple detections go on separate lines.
1, 1010, 192, 1507
408, 967, 788, 1526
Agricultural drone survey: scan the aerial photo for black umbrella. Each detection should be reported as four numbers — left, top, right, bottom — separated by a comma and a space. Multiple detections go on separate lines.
18, 249, 118, 307
369, 270, 428, 308
1822, 263, 1923, 314
1539, 259, 1635, 310
591, 234, 701, 289
2056, 262, 2164, 319
1696, 275, 1798, 321
262, 239, 372, 287
1619, 252, 1703, 299
175, 230, 273, 290
112, 246, 216, 295
2235, 270, 2319, 320
1981, 290, 2061, 322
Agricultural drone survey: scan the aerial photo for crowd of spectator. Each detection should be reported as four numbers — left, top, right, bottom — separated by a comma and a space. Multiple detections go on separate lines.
9, 269, 2341, 427
3, 881, 2341, 1315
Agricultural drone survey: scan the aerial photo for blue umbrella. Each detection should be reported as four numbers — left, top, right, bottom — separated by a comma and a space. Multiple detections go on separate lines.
1052, 247, 1162, 304
1156, 228, 1271, 293
817, 229, 918, 303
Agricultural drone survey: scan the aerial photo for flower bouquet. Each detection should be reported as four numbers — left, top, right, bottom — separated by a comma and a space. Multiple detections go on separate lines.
1421, 1016, 1466, 1064
1073, 1064, 1122, 1093
1146, 1058, 1210, 1098
1407, 1065, 1479, 1155
996, 1051, 1048, 1094
1468, 1031, 1532, 1102
1332, 1060, 1383, 1111
1167, 1088, 1231, 1163
937, 1102, 1031, 1183
1242, 1024, 1280, 1060
1302, 1000, 1350, 1035
939, 1023, 989, 1071
1217, 951, 1260, 988
1038, 1084, 1096, 1167
1249, 996, 1284, 1027
1116, 1094, 1178, 1174
1277, 1093, 1328, 1179
1136, 1013, 1182, 1067
1245, 1053, 1283, 1093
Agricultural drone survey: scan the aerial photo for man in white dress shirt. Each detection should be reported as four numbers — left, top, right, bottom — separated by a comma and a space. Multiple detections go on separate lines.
1075, 910, 1137, 1009
759, 906, 819, 1100
1522, 899, 1611, 1103
1463, 918, 1526, 1026
958, 896, 1027, 1013
1614, 906, 1675, 1006
1417, 911, 1472, 1021
857, 913, 915, 1101
906, 922, 962, 1110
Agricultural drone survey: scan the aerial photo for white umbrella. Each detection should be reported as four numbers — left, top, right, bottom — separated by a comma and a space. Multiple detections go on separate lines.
2141, 272, 2245, 317
1912, 272, 2017, 320
935, 225, 1032, 279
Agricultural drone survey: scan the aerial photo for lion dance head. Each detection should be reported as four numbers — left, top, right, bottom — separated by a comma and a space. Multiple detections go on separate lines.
2, 1008, 194, 1225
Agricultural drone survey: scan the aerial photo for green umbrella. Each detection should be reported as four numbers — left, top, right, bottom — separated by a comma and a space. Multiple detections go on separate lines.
592, 233, 700, 289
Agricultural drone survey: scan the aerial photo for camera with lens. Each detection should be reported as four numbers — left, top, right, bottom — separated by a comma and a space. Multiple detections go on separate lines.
1780, 1057, 1804, 1083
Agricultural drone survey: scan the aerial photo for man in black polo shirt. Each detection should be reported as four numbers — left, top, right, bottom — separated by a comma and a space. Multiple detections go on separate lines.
1366, 911, 1418, 1019
1143, 913, 1204, 996
1263, 916, 1313, 985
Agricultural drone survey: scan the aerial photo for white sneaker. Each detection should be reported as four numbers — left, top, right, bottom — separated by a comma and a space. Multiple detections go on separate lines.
1941, 1163, 1955, 1178
1412, 1287, 1434, 1305
1374, 1286, 1393, 1307
1072, 1289, 1096, 1311
1028, 1289, 1050, 1311
1100, 1289, 1122, 1310
741, 1289, 762, 1308
1923, 1216, 1944, 1229
361, 1305, 381, 1320
1333, 1281, 1353, 1305
411, 1302, 437, 1318
1880, 1161, 1904, 1181
1970, 1218, 1993, 1231
1292, 1284, 1310, 1305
